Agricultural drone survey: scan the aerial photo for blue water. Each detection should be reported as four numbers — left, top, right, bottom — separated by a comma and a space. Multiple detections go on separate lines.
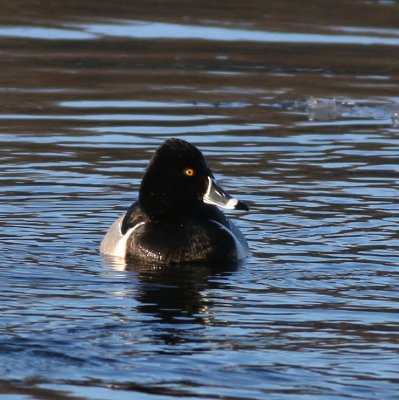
1, 1, 399, 399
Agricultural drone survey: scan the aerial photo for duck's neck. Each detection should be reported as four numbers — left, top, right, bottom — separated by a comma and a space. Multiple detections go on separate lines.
139, 172, 198, 220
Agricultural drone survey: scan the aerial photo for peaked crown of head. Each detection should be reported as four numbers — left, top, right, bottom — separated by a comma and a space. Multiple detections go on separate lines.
138, 139, 212, 218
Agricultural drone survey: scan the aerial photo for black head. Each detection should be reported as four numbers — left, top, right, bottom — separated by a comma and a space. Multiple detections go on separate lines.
139, 138, 248, 219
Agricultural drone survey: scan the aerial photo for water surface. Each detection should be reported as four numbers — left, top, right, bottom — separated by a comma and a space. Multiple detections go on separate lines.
1, 1, 399, 399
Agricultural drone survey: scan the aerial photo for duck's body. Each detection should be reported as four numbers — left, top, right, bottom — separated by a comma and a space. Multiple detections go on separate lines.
100, 139, 250, 265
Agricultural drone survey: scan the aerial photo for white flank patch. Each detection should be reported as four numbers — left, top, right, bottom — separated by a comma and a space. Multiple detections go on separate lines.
100, 215, 145, 258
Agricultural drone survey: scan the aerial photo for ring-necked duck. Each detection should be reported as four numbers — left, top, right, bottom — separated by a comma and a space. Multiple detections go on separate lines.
100, 138, 250, 265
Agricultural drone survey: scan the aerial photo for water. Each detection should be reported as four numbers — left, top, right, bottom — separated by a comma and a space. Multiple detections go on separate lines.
1, 1, 399, 399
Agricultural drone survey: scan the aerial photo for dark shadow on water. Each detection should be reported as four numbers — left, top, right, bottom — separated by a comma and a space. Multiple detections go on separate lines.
125, 260, 239, 329
101, 255, 241, 345
103, 256, 243, 348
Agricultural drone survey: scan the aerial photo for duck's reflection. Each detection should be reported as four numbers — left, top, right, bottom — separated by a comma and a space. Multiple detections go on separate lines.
126, 261, 238, 327
102, 255, 240, 344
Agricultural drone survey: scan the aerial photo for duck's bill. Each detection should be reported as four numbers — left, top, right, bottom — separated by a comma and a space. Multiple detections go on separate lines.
203, 177, 249, 211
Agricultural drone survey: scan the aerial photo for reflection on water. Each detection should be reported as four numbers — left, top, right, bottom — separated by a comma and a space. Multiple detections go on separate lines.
3, 20, 399, 45
131, 262, 238, 328
279, 97, 399, 124
104, 257, 239, 329
76, 20, 399, 45
1, 0, 399, 399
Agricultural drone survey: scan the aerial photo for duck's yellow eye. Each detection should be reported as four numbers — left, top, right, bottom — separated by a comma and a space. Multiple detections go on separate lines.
184, 168, 195, 177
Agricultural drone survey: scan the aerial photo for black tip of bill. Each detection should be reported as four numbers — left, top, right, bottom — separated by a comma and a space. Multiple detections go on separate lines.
235, 200, 250, 211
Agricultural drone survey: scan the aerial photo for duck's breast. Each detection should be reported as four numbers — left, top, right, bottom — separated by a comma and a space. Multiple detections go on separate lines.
125, 218, 248, 264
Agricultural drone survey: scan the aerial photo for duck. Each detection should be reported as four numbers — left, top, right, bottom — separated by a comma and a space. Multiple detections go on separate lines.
100, 138, 250, 265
